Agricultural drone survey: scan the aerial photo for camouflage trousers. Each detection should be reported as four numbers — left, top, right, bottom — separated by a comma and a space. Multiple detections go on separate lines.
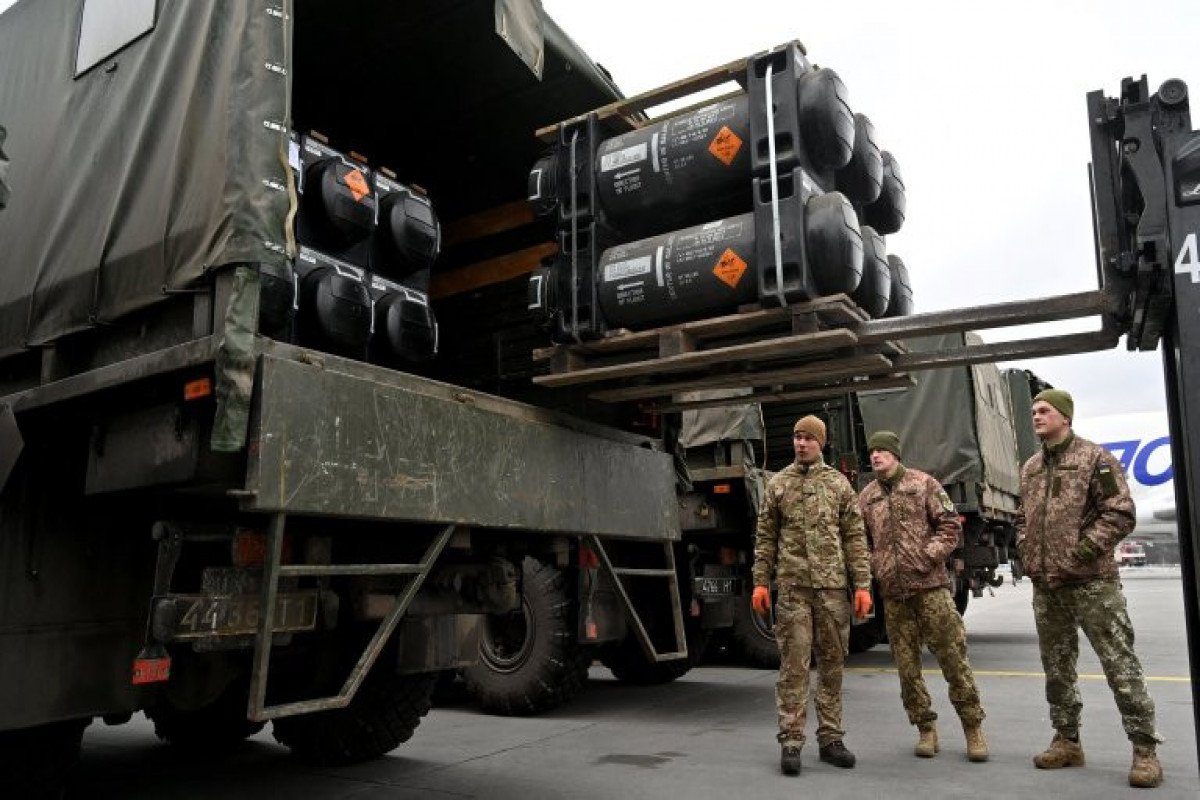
883, 588, 985, 728
1032, 579, 1161, 746
773, 586, 850, 747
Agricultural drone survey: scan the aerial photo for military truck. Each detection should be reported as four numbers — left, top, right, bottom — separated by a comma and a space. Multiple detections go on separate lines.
0, 1, 691, 794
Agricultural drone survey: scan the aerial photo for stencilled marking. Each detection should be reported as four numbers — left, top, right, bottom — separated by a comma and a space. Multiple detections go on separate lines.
603, 255, 653, 282
1174, 231, 1200, 284
600, 142, 648, 173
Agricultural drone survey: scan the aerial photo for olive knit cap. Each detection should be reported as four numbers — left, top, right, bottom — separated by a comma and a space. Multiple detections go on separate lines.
793, 415, 827, 447
867, 430, 902, 459
1033, 388, 1074, 421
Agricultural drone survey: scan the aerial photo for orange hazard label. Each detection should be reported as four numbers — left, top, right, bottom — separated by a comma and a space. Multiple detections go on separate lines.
343, 168, 370, 202
713, 248, 748, 288
707, 125, 743, 166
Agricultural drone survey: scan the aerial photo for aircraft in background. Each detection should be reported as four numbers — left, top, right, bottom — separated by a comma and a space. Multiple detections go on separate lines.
1074, 412, 1175, 542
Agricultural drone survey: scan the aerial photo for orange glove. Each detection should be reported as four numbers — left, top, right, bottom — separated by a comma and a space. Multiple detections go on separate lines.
853, 588, 873, 619
751, 585, 772, 616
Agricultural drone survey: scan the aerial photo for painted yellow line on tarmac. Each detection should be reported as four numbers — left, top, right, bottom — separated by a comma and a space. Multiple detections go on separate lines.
846, 667, 1191, 683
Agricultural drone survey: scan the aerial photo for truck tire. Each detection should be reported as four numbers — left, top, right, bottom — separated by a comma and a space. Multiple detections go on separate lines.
147, 679, 264, 749
601, 617, 706, 685
463, 556, 588, 715
0, 718, 89, 798
730, 587, 781, 669
272, 671, 436, 766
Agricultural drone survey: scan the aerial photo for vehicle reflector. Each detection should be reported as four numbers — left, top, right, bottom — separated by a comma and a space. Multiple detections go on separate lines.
183, 377, 212, 401
132, 653, 171, 685
712, 483, 732, 495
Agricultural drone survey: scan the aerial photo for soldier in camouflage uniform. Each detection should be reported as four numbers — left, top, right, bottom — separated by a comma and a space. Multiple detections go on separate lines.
1017, 389, 1163, 789
752, 415, 873, 776
858, 431, 988, 762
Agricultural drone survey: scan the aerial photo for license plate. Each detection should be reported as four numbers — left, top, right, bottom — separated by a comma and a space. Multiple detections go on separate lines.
695, 577, 738, 596
152, 591, 319, 641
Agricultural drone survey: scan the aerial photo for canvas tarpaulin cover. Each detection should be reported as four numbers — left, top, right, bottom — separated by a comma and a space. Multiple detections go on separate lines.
857, 333, 1021, 514
0, 0, 291, 357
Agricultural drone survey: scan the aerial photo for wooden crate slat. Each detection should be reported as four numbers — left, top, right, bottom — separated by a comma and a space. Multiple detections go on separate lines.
442, 200, 536, 248
430, 242, 558, 300
656, 374, 916, 413
535, 56, 753, 142
532, 328, 858, 388
530, 294, 865, 364
589, 353, 893, 403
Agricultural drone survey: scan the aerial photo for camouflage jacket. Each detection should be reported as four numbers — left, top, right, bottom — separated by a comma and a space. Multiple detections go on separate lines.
859, 466, 962, 601
752, 458, 871, 591
1016, 433, 1135, 588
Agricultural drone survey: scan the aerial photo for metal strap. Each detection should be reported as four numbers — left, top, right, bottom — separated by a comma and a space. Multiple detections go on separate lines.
765, 62, 787, 308
569, 129, 583, 344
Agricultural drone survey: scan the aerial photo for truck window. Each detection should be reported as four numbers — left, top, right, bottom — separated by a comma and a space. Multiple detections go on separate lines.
75, 0, 155, 77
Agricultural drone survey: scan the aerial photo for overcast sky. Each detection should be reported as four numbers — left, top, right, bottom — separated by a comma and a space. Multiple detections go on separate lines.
542, 0, 1198, 418
2, 0, 1195, 418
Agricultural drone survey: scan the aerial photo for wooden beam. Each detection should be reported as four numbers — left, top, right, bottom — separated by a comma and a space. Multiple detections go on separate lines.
656, 374, 916, 413
442, 201, 537, 249
533, 328, 858, 388
536, 55, 753, 141
429, 242, 558, 300
588, 353, 892, 403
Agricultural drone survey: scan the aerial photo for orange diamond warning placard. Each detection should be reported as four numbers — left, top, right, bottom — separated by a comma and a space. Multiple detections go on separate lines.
343, 168, 370, 202
707, 125, 743, 166
713, 248, 748, 289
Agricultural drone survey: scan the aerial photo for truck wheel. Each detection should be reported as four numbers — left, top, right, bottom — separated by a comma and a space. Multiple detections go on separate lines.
463, 556, 588, 715
730, 587, 780, 669
147, 679, 264, 749
601, 617, 706, 685
272, 671, 436, 766
0, 718, 89, 798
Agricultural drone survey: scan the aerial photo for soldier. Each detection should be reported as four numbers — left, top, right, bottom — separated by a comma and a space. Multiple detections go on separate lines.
1017, 389, 1163, 788
858, 431, 988, 762
751, 415, 873, 776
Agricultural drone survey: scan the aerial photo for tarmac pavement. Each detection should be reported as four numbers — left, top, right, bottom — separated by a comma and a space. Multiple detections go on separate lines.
74, 567, 1198, 798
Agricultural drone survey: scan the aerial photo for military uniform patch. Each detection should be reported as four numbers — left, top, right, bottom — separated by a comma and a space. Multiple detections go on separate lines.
1097, 463, 1119, 498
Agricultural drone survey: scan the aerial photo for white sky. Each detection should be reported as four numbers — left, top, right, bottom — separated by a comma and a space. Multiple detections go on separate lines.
542, 0, 1199, 418
2, 0, 1195, 418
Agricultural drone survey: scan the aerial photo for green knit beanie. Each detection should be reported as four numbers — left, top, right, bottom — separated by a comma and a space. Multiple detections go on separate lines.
867, 430, 902, 459
1034, 388, 1074, 421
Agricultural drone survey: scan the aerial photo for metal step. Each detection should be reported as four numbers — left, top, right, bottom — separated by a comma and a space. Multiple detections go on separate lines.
246, 516, 455, 722
588, 535, 687, 663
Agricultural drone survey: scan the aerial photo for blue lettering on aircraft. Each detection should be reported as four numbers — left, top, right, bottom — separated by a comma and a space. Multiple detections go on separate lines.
1101, 437, 1173, 486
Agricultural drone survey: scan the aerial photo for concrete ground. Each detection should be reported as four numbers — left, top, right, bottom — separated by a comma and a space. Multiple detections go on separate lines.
75, 568, 1198, 799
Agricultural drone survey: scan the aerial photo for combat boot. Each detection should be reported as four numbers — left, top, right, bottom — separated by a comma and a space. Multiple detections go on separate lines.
1032, 733, 1085, 769
914, 725, 939, 758
819, 740, 856, 768
1128, 744, 1163, 788
780, 744, 802, 776
963, 724, 989, 762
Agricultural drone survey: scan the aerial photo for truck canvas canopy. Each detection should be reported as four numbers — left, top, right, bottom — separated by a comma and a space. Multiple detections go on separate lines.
0, 0, 621, 358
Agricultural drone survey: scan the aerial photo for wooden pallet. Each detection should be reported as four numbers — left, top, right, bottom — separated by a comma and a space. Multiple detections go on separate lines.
530, 295, 911, 409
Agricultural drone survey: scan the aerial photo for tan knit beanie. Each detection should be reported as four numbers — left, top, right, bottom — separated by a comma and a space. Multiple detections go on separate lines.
792, 415, 827, 447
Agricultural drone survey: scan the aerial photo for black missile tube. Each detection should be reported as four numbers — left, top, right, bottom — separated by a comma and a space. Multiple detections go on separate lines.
594, 191, 863, 330
530, 67, 856, 237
